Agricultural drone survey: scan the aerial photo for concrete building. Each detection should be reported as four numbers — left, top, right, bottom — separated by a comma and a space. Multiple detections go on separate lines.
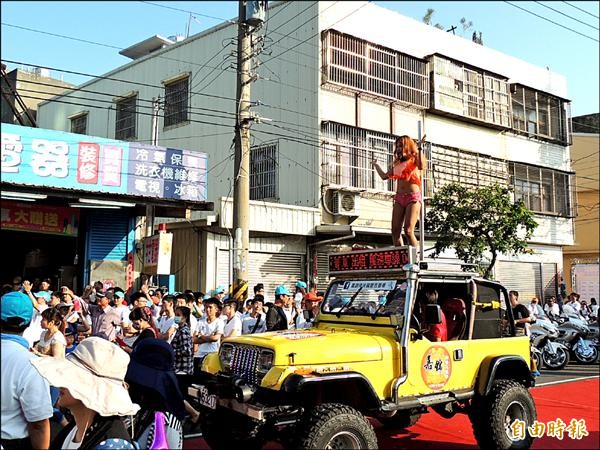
1, 67, 74, 126
36, 1, 575, 298
562, 114, 599, 301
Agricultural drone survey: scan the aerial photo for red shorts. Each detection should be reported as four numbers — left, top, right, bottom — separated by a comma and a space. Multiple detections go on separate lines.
394, 191, 422, 208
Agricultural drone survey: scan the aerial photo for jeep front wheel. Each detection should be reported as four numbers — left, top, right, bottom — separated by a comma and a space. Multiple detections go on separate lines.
296, 403, 378, 450
470, 379, 537, 450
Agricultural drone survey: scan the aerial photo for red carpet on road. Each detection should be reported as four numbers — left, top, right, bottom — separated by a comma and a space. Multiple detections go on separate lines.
184, 378, 599, 450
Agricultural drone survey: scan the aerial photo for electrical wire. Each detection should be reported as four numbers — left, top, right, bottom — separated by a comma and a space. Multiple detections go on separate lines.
1, 58, 238, 103
503, 2, 599, 42
261, 2, 372, 66
138, 1, 236, 23
534, 1, 599, 30
562, 1, 600, 20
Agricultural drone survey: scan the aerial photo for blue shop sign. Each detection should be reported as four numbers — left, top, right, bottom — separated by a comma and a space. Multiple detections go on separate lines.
0, 124, 207, 202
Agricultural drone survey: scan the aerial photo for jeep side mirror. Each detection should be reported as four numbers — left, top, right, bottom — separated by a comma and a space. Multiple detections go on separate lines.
425, 304, 442, 325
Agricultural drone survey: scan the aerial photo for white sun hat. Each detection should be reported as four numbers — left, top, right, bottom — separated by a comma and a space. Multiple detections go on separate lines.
31, 337, 140, 417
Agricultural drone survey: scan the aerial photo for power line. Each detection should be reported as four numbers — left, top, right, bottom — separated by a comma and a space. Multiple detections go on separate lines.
534, 1, 599, 30
1, 58, 237, 103
262, 2, 372, 65
503, 2, 599, 42
0, 23, 242, 90
138, 1, 235, 23
562, 1, 600, 20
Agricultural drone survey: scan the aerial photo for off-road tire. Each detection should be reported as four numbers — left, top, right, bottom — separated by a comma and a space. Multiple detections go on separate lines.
295, 403, 378, 450
378, 412, 421, 429
200, 408, 264, 450
469, 379, 536, 450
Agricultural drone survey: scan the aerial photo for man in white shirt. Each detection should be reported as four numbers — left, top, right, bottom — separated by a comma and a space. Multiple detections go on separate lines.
527, 297, 544, 320
242, 296, 267, 334
1, 291, 53, 450
544, 297, 560, 318
193, 298, 224, 374
157, 295, 178, 343
294, 281, 307, 309
222, 299, 243, 338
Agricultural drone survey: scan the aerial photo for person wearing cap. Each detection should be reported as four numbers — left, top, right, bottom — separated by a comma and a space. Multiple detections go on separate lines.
294, 281, 308, 309
192, 297, 224, 375
79, 290, 122, 342
222, 299, 242, 338
33, 278, 52, 303
31, 337, 139, 450
113, 290, 131, 333
21, 280, 50, 348
266, 286, 297, 331
125, 338, 185, 449
1, 291, 53, 450
298, 292, 323, 329
242, 295, 267, 334
212, 285, 227, 303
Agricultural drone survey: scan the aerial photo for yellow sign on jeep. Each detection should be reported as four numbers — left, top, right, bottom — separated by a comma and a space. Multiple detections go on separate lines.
191, 246, 537, 450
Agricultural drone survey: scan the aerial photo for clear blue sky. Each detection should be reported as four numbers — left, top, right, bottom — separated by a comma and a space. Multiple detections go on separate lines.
1, 1, 598, 117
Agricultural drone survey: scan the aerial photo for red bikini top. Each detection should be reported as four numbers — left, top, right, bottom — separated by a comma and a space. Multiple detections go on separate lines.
389, 159, 421, 185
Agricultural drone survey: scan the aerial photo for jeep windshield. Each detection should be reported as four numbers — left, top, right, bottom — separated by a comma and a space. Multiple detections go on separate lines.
322, 279, 408, 317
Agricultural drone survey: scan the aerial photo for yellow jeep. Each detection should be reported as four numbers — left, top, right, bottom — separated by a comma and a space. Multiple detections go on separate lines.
191, 246, 536, 450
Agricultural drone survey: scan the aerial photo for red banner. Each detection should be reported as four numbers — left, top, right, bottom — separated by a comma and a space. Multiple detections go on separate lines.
0, 200, 79, 236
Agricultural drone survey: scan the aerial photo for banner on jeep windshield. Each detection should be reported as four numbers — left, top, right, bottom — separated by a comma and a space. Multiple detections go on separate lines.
329, 247, 414, 273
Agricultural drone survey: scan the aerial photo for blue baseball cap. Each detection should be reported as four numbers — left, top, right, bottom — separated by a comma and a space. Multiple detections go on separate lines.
1, 291, 34, 327
213, 285, 227, 295
275, 285, 290, 296
295, 281, 307, 289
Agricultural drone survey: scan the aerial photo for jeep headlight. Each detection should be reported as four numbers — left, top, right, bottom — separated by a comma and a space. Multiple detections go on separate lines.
220, 343, 234, 370
258, 349, 274, 373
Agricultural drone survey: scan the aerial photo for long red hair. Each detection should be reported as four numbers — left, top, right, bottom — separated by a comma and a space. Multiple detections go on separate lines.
393, 135, 418, 163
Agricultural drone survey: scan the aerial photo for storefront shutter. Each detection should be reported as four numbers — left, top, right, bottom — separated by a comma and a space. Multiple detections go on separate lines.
87, 211, 129, 260
541, 263, 558, 300
217, 250, 304, 300
495, 261, 542, 302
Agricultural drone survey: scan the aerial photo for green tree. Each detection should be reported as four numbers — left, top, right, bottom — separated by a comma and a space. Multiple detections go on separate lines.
426, 183, 538, 278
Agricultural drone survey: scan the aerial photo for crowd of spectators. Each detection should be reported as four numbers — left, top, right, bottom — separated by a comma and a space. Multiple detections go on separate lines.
1, 276, 324, 449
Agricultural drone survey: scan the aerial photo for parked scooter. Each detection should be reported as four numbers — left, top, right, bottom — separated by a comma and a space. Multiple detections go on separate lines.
530, 317, 569, 370
555, 315, 599, 364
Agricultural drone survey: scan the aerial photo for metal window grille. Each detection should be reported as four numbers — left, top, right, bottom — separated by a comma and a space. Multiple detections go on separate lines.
115, 95, 137, 140
164, 77, 189, 127
510, 162, 575, 217
431, 55, 511, 127
510, 85, 571, 144
250, 142, 278, 200
430, 144, 509, 193
70, 114, 87, 135
322, 30, 429, 108
320, 122, 433, 195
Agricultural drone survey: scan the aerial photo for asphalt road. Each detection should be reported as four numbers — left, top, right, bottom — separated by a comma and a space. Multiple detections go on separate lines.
535, 360, 600, 386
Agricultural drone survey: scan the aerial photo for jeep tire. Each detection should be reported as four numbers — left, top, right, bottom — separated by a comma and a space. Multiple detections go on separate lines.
296, 403, 378, 449
200, 408, 264, 450
469, 379, 536, 450
378, 412, 421, 429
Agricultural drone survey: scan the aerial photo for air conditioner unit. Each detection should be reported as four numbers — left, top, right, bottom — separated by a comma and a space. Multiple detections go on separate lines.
332, 190, 360, 216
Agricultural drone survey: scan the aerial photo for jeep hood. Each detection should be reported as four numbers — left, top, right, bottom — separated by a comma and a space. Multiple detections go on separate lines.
224, 329, 387, 365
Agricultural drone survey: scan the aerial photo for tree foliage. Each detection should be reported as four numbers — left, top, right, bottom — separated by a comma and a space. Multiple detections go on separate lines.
426, 183, 538, 278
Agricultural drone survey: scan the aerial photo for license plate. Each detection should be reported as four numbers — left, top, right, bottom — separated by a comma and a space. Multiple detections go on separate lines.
198, 385, 217, 409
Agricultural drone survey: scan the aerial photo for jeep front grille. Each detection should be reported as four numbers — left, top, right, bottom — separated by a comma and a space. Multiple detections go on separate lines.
227, 345, 264, 385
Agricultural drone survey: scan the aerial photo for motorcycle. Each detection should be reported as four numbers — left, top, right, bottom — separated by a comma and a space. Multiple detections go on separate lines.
530, 318, 569, 370
555, 315, 599, 364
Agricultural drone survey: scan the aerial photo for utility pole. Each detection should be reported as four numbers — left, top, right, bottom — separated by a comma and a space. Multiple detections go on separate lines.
145, 97, 160, 238
232, 0, 253, 302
